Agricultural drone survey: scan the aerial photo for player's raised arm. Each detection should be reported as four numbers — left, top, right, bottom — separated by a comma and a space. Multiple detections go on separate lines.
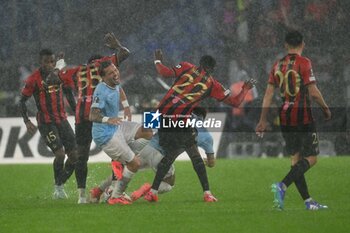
222, 79, 257, 107
104, 32, 130, 64
154, 49, 176, 77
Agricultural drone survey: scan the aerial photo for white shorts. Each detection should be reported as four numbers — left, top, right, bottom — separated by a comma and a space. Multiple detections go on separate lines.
139, 144, 175, 179
101, 121, 141, 163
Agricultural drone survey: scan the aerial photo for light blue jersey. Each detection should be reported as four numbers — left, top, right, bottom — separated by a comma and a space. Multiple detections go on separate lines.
149, 128, 214, 155
91, 82, 120, 146
196, 127, 214, 154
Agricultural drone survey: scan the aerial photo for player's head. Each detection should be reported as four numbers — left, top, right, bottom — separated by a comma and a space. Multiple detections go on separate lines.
192, 106, 207, 120
39, 49, 56, 73
87, 54, 103, 64
99, 60, 120, 86
199, 55, 216, 74
285, 30, 304, 49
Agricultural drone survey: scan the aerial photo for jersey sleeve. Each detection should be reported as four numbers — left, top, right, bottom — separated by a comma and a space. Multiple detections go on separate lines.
209, 79, 231, 101
172, 62, 194, 77
91, 85, 106, 109
60, 68, 77, 89
59, 67, 79, 89
155, 63, 175, 77
301, 58, 316, 85
197, 129, 214, 154
21, 75, 36, 97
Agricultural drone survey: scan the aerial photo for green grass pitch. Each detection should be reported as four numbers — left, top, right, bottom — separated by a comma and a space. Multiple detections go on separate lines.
1, 156, 350, 233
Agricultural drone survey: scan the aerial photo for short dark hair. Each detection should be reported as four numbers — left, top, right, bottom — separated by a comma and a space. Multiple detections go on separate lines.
98, 60, 113, 77
199, 55, 216, 73
87, 54, 103, 64
285, 30, 303, 47
39, 49, 54, 59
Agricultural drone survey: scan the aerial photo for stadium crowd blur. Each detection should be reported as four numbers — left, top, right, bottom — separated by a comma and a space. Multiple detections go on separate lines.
1, 0, 349, 156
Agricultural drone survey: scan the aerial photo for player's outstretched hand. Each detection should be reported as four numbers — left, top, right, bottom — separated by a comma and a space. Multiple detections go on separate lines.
55, 52, 66, 70
243, 78, 257, 90
154, 49, 163, 62
204, 154, 215, 168
205, 158, 215, 168
104, 32, 121, 49
107, 117, 123, 125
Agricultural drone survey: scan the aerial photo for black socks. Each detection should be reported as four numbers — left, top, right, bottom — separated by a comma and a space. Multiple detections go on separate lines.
282, 158, 310, 188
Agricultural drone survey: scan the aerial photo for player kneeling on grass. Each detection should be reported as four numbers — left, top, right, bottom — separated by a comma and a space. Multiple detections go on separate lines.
90, 107, 216, 203
89, 60, 153, 205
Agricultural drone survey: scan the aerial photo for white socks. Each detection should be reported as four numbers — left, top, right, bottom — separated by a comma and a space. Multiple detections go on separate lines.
158, 182, 173, 194
111, 167, 135, 198
78, 188, 86, 198
99, 175, 113, 191
204, 190, 212, 195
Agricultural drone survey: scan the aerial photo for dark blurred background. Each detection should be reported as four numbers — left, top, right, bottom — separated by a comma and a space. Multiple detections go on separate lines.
0, 0, 349, 155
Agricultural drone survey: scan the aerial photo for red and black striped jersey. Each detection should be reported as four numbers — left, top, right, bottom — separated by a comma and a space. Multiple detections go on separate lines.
156, 62, 230, 118
60, 55, 118, 123
21, 69, 74, 125
268, 53, 316, 126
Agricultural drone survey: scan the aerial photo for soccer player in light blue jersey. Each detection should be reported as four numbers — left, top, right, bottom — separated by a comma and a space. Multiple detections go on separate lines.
89, 107, 216, 202
89, 60, 153, 205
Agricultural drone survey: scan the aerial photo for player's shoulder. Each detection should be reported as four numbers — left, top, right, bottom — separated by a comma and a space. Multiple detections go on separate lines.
94, 82, 106, 92
270, 59, 281, 70
296, 54, 312, 65
62, 65, 81, 73
174, 61, 194, 70
25, 69, 41, 83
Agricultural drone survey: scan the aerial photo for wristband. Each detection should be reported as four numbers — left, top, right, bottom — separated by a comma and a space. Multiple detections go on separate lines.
102, 117, 109, 123
154, 60, 162, 65
122, 100, 129, 108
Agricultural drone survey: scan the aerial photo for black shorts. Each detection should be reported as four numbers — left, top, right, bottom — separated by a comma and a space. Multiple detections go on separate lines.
280, 123, 319, 157
38, 120, 76, 153
158, 126, 197, 153
75, 120, 92, 146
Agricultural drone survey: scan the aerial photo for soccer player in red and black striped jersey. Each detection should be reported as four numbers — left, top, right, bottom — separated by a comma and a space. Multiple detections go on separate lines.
256, 30, 331, 210
59, 33, 131, 203
19, 49, 78, 200
144, 49, 256, 202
